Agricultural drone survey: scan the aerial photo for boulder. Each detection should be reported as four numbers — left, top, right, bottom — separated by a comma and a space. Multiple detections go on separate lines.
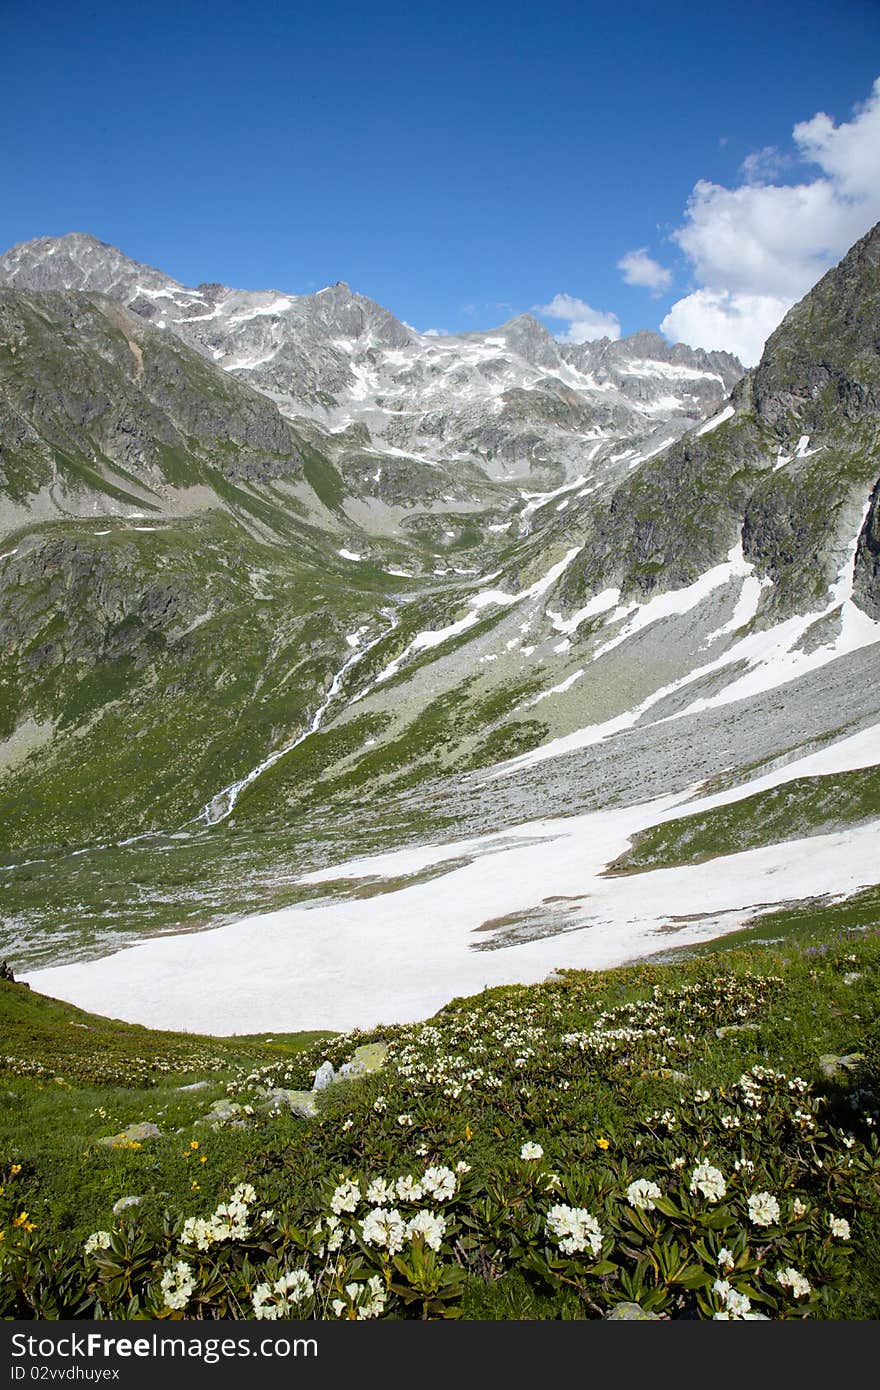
312, 1061, 336, 1092
196, 1100, 249, 1129
818, 1053, 864, 1081
98, 1122, 161, 1147
112, 1196, 143, 1215
262, 1088, 318, 1119
337, 1059, 366, 1081
605, 1302, 662, 1320
715, 1024, 760, 1039
350, 1041, 388, 1074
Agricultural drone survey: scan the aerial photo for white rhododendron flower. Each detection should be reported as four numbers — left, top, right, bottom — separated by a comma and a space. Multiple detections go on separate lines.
626, 1179, 662, 1211
545, 1204, 603, 1257
330, 1179, 361, 1215
180, 1188, 252, 1249
395, 1174, 424, 1202
717, 1248, 735, 1271
407, 1209, 447, 1251
332, 1276, 387, 1320
713, 1279, 752, 1318
422, 1166, 457, 1201
360, 1207, 407, 1254
366, 1178, 395, 1205
252, 1269, 314, 1320
160, 1260, 195, 1311
777, 1267, 812, 1299
521, 1142, 544, 1161
180, 1217, 214, 1251
748, 1192, 781, 1227
829, 1216, 851, 1239
689, 1163, 727, 1202
84, 1231, 111, 1255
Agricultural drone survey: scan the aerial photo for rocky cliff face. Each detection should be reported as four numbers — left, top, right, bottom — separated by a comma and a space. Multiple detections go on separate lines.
0, 287, 310, 523
854, 476, 880, 620
552, 222, 880, 622
747, 221, 880, 431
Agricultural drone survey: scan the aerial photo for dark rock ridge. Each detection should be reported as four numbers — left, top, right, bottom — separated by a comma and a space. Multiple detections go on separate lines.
854, 475, 880, 620
0, 534, 203, 671
0, 287, 306, 514
555, 221, 880, 622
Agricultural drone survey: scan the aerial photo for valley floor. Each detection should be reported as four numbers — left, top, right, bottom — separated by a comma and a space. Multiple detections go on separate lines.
24, 723, 880, 1035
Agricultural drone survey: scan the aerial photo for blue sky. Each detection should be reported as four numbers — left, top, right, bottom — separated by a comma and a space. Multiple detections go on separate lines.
2, 0, 879, 361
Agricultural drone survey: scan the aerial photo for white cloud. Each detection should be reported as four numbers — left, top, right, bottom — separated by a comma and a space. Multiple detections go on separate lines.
534, 292, 621, 343
739, 146, 788, 184
661, 77, 880, 365
661, 289, 790, 366
794, 83, 880, 198
617, 247, 672, 294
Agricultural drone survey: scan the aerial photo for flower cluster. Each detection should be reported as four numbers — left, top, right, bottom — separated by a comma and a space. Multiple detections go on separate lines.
180, 1184, 256, 1250
160, 1261, 196, 1312
252, 1269, 314, 1320
544, 1205, 603, 1257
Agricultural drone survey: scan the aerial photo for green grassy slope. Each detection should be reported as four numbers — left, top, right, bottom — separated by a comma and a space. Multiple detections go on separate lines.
608, 765, 880, 875
1, 921, 879, 1320
0, 510, 401, 850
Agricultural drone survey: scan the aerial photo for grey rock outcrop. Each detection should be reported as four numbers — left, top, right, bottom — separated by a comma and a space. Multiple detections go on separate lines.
111, 1196, 143, 1215
98, 1121, 161, 1146
818, 1053, 864, 1081
311, 1061, 336, 1091
262, 1088, 318, 1119
0, 286, 306, 520
604, 1302, 662, 1320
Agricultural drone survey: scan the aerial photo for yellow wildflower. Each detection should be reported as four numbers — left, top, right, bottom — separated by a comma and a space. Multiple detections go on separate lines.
10, 1164, 22, 1175
596, 1137, 610, 1151
190, 1141, 199, 1151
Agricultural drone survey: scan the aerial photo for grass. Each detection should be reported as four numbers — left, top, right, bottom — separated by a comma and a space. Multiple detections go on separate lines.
1, 920, 879, 1319
608, 766, 880, 875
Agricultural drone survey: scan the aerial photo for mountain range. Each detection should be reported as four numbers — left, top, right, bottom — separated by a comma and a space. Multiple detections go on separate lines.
0, 225, 878, 1033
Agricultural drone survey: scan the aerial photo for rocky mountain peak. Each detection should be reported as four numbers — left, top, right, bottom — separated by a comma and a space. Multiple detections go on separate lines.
496, 312, 561, 369
0, 232, 183, 300
744, 218, 880, 433
619, 328, 669, 356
